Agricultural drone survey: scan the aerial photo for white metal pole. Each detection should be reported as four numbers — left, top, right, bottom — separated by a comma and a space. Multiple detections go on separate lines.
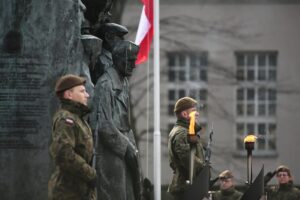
153, 0, 161, 199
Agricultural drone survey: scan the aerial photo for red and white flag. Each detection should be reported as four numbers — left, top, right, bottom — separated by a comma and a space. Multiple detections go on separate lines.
135, 0, 153, 65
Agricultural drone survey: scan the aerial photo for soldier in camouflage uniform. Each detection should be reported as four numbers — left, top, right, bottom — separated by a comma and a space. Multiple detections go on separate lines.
266, 165, 300, 200
212, 170, 242, 200
167, 97, 205, 200
48, 74, 97, 200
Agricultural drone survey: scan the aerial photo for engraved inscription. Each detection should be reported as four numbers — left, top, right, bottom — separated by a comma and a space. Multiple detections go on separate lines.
0, 57, 48, 149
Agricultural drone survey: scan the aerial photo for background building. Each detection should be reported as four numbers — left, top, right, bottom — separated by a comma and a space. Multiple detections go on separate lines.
122, 0, 300, 191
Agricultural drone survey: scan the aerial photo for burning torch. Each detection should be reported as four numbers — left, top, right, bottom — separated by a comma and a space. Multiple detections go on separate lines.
187, 111, 197, 185
244, 134, 257, 185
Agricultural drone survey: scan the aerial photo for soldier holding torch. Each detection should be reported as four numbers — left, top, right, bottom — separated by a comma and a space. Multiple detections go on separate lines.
167, 97, 205, 200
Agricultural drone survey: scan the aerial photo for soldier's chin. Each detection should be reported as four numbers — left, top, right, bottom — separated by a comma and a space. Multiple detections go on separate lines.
79, 100, 88, 106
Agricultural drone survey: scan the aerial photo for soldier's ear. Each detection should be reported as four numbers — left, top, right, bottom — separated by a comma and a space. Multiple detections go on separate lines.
181, 110, 188, 119
63, 90, 72, 100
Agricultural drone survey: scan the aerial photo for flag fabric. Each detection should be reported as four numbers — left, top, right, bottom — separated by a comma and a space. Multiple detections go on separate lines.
135, 0, 153, 65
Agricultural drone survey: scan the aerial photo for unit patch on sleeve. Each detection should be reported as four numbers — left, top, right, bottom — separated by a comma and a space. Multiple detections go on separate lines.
65, 118, 75, 126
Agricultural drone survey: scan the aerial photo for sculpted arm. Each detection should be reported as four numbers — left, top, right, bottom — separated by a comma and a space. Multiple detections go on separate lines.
94, 83, 130, 158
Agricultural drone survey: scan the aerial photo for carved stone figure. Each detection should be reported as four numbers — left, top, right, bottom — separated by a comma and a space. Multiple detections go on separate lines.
80, 0, 102, 103
81, 0, 114, 26
81, 34, 102, 77
89, 23, 128, 85
89, 40, 141, 200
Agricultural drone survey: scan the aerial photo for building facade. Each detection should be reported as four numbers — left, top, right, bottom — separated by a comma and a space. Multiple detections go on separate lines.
123, 0, 300, 187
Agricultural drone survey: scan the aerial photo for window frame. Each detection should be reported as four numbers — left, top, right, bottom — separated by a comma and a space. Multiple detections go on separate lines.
234, 51, 278, 157
167, 51, 209, 124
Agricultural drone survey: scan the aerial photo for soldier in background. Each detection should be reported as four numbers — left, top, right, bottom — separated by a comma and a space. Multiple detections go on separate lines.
212, 170, 242, 200
48, 75, 97, 200
167, 97, 205, 200
266, 165, 300, 200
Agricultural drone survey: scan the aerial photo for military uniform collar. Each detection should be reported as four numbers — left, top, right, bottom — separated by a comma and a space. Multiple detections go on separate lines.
221, 186, 236, 195
60, 99, 91, 117
175, 118, 189, 128
278, 182, 293, 191
176, 118, 202, 132
106, 66, 126, 90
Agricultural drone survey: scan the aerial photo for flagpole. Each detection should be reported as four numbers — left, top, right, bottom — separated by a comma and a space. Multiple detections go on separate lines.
153, 0, 161, 199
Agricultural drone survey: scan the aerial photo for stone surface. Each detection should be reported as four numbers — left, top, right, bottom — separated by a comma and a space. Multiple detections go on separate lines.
0, 0, 92, 199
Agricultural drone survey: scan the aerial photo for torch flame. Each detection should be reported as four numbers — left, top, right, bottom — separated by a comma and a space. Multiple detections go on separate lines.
188, 111, 196, 135
244, 135, 257, 143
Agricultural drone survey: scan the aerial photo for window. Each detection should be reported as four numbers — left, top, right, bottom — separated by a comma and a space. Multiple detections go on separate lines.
168, 52, 208, 83
236, 52, 277, 82
236, 122, 277, 152
167, 52, 208, 119
235, 51, 277, 156
236, 88, 276, 117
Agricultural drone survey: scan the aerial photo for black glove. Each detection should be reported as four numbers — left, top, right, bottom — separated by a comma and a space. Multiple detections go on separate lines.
142, 178, 153, 200
87, 175, 97, 189
126, 145, 142, 200
209, 177, 219, 189
125, 144, 139, 173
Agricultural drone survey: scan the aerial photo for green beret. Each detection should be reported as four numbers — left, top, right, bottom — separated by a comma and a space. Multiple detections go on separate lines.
55, 74, 86, 95
174, 97, 197, 113
219, 170, 234, 179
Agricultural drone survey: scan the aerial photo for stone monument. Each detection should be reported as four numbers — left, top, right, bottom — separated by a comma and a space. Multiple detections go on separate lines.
0, 1, 93, 199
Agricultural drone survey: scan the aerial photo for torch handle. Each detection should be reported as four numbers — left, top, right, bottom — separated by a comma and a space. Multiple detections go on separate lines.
247, 150, 253, 184
188, 145, 196, 184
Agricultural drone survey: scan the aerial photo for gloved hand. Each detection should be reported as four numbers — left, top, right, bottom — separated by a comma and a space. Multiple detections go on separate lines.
87, 175, 97, 189
264, 170, 276, 185
187, 135, 199, 144
209, 177, 219, 189
125, 144, 139, 173
125, 144, 142, 200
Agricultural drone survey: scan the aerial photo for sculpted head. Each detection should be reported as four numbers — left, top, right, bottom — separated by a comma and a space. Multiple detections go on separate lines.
112, 41, 139, 77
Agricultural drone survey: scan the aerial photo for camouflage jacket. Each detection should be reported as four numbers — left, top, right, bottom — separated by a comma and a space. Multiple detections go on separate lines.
48, 99, 96, 200
167, 119, 205, 195
213, 187, 242, 200
266, 182, 300, 200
